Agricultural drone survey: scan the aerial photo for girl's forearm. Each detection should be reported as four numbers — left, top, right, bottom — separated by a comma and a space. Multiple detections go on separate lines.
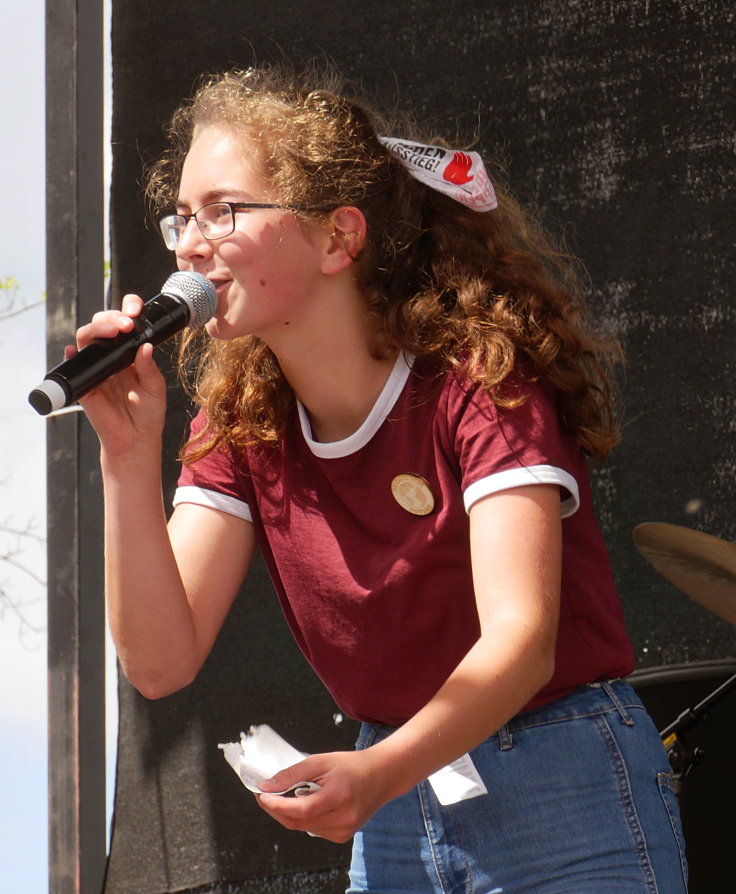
365, 620, 556, 805
101, 447, 201, 698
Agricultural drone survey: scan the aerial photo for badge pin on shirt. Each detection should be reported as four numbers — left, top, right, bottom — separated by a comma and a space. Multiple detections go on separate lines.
391, 474, 435, 516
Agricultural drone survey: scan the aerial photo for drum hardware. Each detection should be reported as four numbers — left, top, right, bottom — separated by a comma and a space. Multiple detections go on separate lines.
658, 671, 736, 797
633, 522, 736, 798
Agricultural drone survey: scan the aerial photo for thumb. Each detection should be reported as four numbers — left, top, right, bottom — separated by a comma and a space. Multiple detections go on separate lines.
258, 758, 314, 793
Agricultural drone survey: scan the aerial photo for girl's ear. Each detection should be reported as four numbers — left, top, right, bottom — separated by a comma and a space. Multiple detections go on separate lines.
322, 206, 367, 275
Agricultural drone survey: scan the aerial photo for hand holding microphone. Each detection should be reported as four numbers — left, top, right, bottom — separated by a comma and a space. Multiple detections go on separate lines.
28, 271, 216, 415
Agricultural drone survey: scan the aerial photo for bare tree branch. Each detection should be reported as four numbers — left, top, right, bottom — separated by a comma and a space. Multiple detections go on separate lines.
0, 521, 46, 639
0, 300, 45, 321
0, 276, 45, 322
0, 524, 46, 544
1, 278, 47, 639
1, 553, 47, 587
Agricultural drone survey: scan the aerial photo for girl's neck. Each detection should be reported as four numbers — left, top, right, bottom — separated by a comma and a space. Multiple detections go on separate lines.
278, 342, 398, 444
262, 274, 397, 442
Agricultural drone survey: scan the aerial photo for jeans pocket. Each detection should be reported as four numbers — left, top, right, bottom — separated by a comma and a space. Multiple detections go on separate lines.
656, 771, 689, 889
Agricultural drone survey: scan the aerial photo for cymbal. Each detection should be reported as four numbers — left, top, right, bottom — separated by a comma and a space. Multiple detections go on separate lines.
633, 523, 736, 627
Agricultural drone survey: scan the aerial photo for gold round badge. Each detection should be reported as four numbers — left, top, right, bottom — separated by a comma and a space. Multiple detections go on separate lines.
391, 474, 435, 516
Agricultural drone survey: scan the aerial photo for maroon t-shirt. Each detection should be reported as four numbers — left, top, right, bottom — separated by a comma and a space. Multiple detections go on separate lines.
175, 354, 634, 726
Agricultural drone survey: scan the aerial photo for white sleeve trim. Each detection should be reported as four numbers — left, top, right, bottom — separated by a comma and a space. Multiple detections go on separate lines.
172, 485, 253, 523
463, 465, 580, 518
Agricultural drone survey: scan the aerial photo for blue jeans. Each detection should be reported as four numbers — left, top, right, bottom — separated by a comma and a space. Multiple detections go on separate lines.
347, 681, 687, 893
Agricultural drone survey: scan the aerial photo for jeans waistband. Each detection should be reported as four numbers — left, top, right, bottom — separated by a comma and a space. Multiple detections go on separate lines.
356, 679, 643, 750
501, 678, 641, 736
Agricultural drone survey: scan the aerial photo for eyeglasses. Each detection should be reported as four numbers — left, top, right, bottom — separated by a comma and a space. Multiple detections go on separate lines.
158, 201, 317, 250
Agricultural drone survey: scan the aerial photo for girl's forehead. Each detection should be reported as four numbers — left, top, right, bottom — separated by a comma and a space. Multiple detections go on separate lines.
180, 126, 270, 197
189, 124, 260, 163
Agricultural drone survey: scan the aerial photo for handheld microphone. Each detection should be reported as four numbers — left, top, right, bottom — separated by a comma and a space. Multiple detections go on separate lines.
28, 271, 217, 416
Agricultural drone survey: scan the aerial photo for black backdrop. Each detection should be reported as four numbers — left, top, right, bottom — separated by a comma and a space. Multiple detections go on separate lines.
105, 2, 735, 891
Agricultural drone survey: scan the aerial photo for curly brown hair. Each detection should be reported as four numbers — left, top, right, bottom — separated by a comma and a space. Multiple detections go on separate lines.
145, 64, 622, 462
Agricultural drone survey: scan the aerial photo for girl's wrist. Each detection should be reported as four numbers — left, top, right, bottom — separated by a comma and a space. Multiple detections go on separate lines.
363, 735, 425, 803
100, 438, 163, 476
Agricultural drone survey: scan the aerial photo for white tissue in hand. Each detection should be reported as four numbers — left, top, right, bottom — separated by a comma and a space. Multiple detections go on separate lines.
218, 724, 311, 794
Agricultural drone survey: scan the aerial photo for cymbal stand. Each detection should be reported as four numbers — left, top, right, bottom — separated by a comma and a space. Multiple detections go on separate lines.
659, 671, 736, 799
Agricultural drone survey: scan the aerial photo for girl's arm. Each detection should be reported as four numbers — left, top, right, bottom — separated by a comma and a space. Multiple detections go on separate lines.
257, 483, 561, 841
75, 298, 254, 698
104, 469, 255, 698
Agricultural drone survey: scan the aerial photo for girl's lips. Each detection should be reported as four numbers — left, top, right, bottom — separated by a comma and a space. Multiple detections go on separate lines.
208, 278, 231, 296
195, 271, 230, 291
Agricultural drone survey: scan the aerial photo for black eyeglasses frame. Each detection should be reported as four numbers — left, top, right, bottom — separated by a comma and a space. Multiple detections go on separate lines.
158, 201, 335, 250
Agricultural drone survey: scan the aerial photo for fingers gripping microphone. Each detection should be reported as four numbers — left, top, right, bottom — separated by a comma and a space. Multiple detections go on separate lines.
28, 271, 217, 416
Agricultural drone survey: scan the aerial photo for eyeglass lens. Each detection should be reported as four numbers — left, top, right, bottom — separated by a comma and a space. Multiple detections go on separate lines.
159, 203, 236, 250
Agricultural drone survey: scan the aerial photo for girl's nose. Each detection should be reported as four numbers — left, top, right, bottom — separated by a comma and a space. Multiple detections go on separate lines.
175, 217, 212, 264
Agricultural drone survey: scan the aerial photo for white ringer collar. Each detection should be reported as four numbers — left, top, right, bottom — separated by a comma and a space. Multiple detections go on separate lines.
297, 352, 415, 458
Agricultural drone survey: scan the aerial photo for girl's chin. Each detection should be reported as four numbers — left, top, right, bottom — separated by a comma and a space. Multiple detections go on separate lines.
204, 318, 225, 339
204, 316, 249, 341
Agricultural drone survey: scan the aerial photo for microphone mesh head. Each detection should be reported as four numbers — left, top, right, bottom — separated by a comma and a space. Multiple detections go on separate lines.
161, 271, 217, 327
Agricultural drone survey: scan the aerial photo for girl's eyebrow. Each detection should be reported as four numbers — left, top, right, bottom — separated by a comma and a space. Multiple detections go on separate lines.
176, 188, 257, 210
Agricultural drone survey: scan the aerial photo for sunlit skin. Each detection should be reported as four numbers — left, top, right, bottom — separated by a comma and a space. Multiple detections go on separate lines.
173, 125, 398, 441
174, 126, 332, 344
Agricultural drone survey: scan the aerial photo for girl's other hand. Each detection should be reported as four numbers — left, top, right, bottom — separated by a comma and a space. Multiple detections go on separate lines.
256, 749, 392, 844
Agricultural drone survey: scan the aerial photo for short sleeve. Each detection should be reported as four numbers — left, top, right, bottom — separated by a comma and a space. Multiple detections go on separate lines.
173, 410, 253, 522
445, 373, 581, 518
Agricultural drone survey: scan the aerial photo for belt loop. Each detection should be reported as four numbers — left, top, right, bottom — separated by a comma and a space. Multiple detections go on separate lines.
497, 724, 513, 750
358, 722, 384, 749
601, 680, 634, 726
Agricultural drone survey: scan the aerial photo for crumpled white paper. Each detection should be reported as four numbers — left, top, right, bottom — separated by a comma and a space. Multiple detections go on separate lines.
218, 724, 320, 797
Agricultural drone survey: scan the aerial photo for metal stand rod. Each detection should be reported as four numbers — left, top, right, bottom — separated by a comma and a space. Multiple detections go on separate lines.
660, 672, 736, 799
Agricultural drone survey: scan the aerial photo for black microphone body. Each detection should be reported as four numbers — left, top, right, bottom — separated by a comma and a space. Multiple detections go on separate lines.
29, 271, 216, 416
